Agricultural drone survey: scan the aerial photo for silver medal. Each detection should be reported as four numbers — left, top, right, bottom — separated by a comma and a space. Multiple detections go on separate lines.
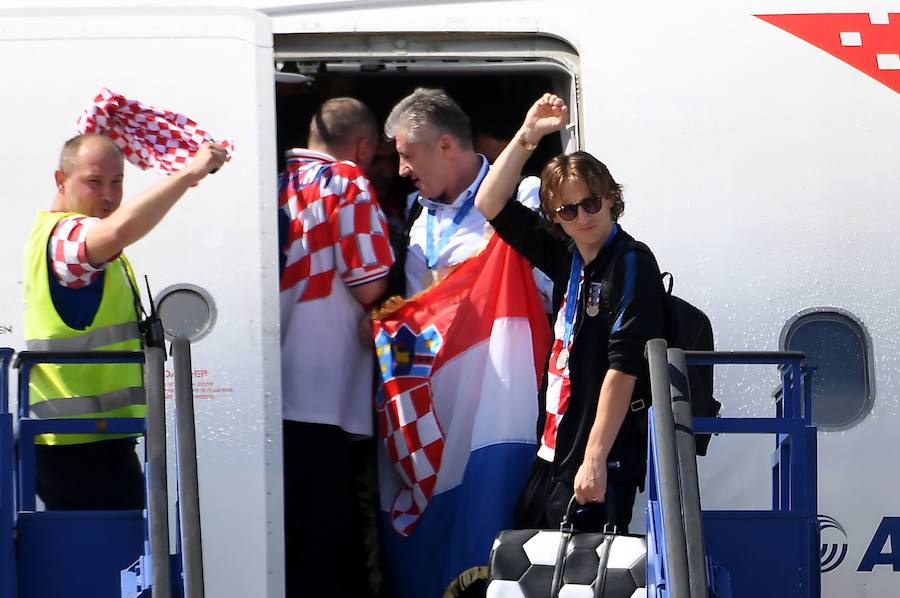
586, 282, 603, 317
556, 348, 569, 370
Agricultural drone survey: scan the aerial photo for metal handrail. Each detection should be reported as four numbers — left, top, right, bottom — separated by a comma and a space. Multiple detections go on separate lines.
172, 337, 205, 598
0, 348, 14, 414
0, 347, 15, 598
667, 348, 709, 598
13, 350, 145, 418
12, 348, 175, 596
648, 343, 818, 598
144, 346, 172, 598
647, 339, 691, 598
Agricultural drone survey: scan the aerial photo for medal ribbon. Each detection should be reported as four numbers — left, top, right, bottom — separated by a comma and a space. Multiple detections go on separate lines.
560, 251, 584, 358
424, 194, 477, 269
560, 224, 621, 360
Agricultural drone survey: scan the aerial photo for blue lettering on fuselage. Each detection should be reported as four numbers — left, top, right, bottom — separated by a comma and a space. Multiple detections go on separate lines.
859, 517, 900, 572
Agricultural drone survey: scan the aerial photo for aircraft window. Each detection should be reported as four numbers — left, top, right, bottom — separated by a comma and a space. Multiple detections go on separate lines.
780, 309, 874, 430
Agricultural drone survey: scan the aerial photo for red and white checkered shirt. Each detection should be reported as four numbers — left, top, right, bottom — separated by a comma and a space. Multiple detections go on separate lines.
537, 269, 583, 462
48, 215, 118, 288
279, 149, 394, 434
279, 150, 394, 301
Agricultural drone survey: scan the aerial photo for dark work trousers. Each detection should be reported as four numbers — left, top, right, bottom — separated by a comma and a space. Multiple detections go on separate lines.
283, 420, 373, 598
514, 458, 637, 533
35, 437, 145, 511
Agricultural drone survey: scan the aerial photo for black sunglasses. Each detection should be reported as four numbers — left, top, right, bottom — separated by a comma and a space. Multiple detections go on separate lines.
553, 196, 603, 221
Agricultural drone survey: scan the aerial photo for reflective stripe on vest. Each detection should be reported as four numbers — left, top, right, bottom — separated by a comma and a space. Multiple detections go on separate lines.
24, 210, 146, 445
29, 386, 145, 418
25, 321, 141, 352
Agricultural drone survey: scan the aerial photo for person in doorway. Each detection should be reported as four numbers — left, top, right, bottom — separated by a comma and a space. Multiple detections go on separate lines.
278, 97, 394, 598
474, 93, 665, 531
383, 87, 544, 297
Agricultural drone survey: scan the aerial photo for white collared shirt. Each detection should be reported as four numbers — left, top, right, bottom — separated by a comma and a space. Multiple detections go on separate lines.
405, 155, 544, 296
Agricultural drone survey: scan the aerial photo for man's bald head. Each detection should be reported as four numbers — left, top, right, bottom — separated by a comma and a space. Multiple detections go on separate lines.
59, 133, 123, 176
307, 98, 379, 168
53, 133, 125, 217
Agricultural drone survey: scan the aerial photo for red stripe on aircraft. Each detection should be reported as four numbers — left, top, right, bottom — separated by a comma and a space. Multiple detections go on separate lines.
757, 13, 900, 94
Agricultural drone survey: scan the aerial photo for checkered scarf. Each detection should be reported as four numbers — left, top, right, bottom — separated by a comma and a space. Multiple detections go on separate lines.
75, 88, 234, 174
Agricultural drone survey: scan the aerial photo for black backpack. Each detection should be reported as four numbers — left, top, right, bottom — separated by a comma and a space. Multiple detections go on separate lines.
602, 240, 721, 455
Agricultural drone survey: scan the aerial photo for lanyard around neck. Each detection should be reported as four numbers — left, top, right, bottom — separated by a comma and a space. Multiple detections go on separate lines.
560, 223, 620, 353
560, 251, 584, 352
424, 193, 477, 269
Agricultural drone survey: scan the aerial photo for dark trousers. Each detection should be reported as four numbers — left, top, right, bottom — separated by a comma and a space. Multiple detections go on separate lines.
514, 458, 637, 533
283, 420, 373, 598
35, 437, 145, 511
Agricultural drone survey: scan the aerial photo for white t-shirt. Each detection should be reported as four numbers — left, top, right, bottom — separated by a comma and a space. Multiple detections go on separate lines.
405, 156, 551, 306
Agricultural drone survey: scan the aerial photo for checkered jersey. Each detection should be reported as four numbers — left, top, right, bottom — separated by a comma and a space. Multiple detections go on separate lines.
48, 215, 117, 289
75, 87, 234, 175
536, 270, 583, 463
279, 151, 394, 302
378, 377, 445, 537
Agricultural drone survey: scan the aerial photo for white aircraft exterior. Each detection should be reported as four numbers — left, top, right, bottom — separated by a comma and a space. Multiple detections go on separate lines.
0, 1, 897, 597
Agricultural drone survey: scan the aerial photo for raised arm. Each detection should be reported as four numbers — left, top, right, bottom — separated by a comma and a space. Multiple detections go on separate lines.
474, 93, 568, 220
85, 142, 228, 264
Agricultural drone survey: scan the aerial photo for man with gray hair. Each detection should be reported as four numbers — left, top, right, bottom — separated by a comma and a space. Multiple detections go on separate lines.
381, 88, 550, 597
384, 87, 544, 296
279, 96, 394, 598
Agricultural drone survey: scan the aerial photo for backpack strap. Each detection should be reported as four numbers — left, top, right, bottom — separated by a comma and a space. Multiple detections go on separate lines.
597, 237, 652, 319
597, 238, 666, 414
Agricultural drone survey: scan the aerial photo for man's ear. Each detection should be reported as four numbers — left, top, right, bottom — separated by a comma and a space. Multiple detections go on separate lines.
438, 133, 457, 156
356, 135, 373, 169
54, 169, 66, 192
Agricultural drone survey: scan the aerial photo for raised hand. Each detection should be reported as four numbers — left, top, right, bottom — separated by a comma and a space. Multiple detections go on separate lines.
521, 93, 569, 143
183, 142, 228, 184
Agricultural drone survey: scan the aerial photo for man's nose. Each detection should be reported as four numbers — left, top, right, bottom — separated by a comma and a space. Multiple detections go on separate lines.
398, 160, 411, 177
576, 204, 594, 225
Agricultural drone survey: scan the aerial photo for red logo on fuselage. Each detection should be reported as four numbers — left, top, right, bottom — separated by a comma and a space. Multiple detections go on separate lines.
756, 12, 900, 93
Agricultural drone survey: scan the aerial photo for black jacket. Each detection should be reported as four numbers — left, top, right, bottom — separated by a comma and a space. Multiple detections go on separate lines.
490, 200, 665, 486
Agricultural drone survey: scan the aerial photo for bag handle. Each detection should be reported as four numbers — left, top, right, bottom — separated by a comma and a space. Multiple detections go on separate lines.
561, 487, 619, 533
550, 491, 618, 598
593, 532, 614, 598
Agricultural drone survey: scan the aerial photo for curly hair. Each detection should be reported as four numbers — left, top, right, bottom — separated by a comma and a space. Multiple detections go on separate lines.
538, 151, 624, 236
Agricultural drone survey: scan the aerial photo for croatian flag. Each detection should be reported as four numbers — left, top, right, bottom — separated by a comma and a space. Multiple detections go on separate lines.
373, 235, 551, 597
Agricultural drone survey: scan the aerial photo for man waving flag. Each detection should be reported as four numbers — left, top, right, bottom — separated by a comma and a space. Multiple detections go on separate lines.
373, 235, 551, 597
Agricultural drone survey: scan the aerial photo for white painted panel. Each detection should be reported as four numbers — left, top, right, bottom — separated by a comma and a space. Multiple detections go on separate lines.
0, 8, 282, 598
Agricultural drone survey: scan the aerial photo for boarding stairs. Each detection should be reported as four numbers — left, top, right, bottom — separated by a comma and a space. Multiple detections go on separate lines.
0, 343, 205, 598
644, 339, 821, 598
1, 338, 823, 597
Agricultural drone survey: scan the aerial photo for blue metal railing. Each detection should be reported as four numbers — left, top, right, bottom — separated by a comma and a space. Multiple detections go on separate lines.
13, 351, 146, 511
11, 350, 147, 598
1, 347, 16, 598
646, 344, 819, 598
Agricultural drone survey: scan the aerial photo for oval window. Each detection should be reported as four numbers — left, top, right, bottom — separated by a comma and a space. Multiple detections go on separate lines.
780, 309, 874, 430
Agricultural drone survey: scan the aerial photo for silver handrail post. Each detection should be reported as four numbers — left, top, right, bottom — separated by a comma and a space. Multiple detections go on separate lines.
647, 338, 690, 598
667, 348, 709, 598
173, 337, 205, 598
144, 345, 172, 598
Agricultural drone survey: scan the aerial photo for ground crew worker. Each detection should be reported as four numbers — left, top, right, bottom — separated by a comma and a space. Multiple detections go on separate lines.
24, 133, 226, 510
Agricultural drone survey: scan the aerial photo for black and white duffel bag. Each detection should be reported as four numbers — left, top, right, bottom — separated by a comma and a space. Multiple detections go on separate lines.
486, 496, 647, 598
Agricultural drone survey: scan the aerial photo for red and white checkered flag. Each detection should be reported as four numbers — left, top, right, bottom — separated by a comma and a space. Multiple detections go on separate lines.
75, 87, 234, 174
378, 377, 446, 537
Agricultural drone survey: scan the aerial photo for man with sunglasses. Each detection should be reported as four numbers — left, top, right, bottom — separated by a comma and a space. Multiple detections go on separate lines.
474, 94, 665, 531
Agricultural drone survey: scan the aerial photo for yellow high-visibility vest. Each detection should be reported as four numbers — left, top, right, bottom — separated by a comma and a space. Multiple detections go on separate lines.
24, 211, 146, 445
